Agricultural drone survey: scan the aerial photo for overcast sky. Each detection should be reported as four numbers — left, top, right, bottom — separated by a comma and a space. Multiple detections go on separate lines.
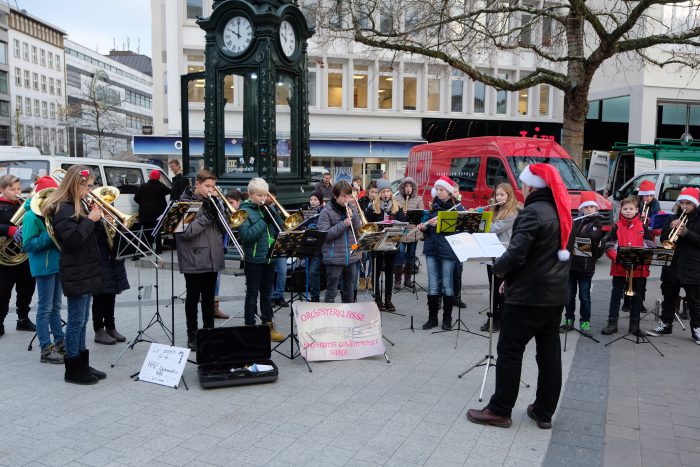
11, 0, 152, 57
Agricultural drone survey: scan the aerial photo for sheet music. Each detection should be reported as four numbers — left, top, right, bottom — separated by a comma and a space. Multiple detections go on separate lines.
445, 232, 506, 261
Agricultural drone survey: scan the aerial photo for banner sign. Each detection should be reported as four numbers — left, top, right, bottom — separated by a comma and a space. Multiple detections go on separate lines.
293, 302, 385, 362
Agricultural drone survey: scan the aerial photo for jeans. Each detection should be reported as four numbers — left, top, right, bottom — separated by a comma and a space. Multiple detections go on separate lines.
65, 294, 92, 359
92, 294, 116, 331
566, 272, 592, 322
184, 272, 217, 333
397, 242, 418, 267
0, 262, 36, 321
607, 275, 645, 321
426, 256, 455, 296
35, 274, 64, 350
272, 257, 287, 300
487, 304, 563, 420
325, 264, 356, 303
306, 256, 321, 302
244, 262, 275, 325
660, 282, 700, 328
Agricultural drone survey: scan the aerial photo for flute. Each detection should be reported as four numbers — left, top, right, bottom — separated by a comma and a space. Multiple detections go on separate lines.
572, 212, 600, 222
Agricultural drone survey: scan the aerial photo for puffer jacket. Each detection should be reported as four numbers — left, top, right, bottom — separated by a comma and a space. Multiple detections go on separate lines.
422, 196, 463, 261
238, 200, 283, 265
395, 177, 424, 243
51, 202, 103, 297
492, 188, 570, 307
94, 221, 130, 295
567, 214, 603, 276
175, 187, 225, 274
317, 199, 361, 266
605, 215, 653, 278
660, 208, 700, 284
0, 197, 20, 238
21, 197, 60, 277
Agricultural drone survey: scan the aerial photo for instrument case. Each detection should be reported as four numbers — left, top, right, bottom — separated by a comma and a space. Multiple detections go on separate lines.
196, 326, 279, 389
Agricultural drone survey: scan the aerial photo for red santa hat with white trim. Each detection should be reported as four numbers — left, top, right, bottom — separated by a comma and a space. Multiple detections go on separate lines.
638, 180, 656, 196
677, 187, 700, 207
519, 164, 573, 261
578, 191, 598, 212
431, 175, 455, 198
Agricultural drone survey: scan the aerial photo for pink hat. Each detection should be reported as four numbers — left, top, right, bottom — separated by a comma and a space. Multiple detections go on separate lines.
638, 180, 656, 196
520, 164, 572, 262
677, 187, 700, 207
34, 176, 58, 192
578, 191, 598, 212
149, 169, 161, 181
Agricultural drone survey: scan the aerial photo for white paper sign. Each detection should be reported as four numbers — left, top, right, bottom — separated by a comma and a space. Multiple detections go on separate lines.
138, 343, 190, 388
446, 232, 506, 262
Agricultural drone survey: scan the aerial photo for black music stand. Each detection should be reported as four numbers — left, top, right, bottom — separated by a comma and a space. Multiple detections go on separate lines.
605, 247, 663, 357
268, 229, 327, 372
642, 249, 685, 329
395, 209, 428, 297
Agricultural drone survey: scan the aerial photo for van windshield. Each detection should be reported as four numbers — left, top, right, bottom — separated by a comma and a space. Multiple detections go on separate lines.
0, 160, 50, 192
507, 156, 590, 191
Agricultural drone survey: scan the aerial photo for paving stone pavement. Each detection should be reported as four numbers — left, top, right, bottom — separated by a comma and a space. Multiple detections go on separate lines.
0, 252, 696, 466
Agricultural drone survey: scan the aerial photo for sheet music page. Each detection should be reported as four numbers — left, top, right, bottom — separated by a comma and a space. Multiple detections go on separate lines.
445, 233, 481, 262
472, 233, 507, 258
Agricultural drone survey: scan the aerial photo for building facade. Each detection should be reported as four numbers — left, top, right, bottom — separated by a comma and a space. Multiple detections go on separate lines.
0, 4, 10, 146
8, 8, 66, 154
149, 0, 564, 183
64, 40, 154, 159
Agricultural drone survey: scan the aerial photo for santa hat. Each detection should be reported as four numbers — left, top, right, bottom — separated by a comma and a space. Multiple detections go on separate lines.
638, 180, 656, 196
677, 187, 700, 207
149, 169, 161, 181
519, 164, 573, 261
578, 191, 599, 212
34, 176, 58, 192
433, 176, 454, 195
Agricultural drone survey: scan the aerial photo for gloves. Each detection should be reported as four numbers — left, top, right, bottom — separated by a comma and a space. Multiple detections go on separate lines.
606, 250, 616, 262
12, 227, 22, 244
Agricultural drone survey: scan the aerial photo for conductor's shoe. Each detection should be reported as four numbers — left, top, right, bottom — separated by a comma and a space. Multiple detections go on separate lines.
646, 321, 672, 336
466, 408, 512, 428
187, 332, 197, 350
527, 405, 552, 429
16, 318, 36, 332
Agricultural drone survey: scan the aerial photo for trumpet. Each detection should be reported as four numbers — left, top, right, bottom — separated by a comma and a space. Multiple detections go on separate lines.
624, 267, 636, 296
351, 191, 379, 234
641, 202, 650, 226
661, 210, 688, 250
266, 192, 303, 231
214, 186, 247, 228
206, 194, 245, 260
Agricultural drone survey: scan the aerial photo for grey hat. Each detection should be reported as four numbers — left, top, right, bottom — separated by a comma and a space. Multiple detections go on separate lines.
376, 178, 391, 192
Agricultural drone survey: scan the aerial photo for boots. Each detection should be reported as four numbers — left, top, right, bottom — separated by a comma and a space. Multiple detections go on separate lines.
393, 266, 403, 291
106, 329, 126, 342
423, 295, 440, 330
359, 278, 367, 290
384, 290, 396, 312
16, 318, 36, 331
265, 321, 285, 342
187, 331, 197, 350
442, 296, 454, 330
374, 284, 385, 310
80, 350, 106, 380
628, 316, 642, 337
601, 319, 618, 335
213, 299, 230, 319
94, 328, 117, 345
64, 355, 98, 385
403, 263, 412, 287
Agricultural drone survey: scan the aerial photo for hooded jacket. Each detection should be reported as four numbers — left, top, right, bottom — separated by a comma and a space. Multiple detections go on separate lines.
395, 177, 424, 243
317, 198, 361, 266
21, 197, 60, 277
238, 200, 283, 265
175, 187, 225, 274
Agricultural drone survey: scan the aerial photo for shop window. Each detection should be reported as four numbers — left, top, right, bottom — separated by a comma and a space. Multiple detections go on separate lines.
378, 65, 393, 110
327, 63, 343, 108
403, 65, 418, 111
450, 157, 481, 191
353, 64, 368, 109
427, 78, 441, 112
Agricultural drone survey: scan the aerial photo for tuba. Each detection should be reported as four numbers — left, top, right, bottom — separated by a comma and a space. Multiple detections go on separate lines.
266, 192, 303, 231
30, 187, 61, 251
0, 188, 33, 265
351, 191, 379, 234
661, 210, 688, 250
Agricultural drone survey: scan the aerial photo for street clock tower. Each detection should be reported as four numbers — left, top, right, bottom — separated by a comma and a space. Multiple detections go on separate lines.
197, 0, 314, 196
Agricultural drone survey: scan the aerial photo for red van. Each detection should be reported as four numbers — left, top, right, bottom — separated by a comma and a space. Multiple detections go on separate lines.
405, 136, 614, 229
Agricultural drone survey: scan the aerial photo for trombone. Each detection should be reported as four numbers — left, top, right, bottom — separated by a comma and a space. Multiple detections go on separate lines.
266, 192, 304, 231
214, 186, 247, 228
206, 193, 245, 260
351, 191, 379, 234
661, 209, 688, 250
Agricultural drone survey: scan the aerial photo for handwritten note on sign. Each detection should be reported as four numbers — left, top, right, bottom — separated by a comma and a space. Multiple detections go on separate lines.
138, 343, 190, 388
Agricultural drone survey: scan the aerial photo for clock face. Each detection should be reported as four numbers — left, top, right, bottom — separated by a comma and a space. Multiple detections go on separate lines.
222, 16, 253, 55
279, 20, 297, 58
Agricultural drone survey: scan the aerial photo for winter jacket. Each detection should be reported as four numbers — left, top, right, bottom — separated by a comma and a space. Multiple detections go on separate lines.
660, 208, 700, 285
567, 214, 603, 276
0, 197, 20, 238
422, 196, 463, 261
134, 179, 170, 225
94, 221, 130, 295
605, 215, 653, 278
21, 197, 60, 277
492, 188, 570, 307
314, 181, 333, 202
358, 195, 372, 213
637, 196, 660, 218
238, 200, 283, 265
171, 173, 189, 201
51, 202, 103, 297
317, 199, 361, 266
489, 211, 518, 246
175, 187, 225, 274
395, 177, 424, 243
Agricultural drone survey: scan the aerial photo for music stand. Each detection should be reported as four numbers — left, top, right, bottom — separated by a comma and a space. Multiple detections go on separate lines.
269, 229, 327, 372
642, 249, 685, 329
395, 210, 428, 297
604, 246, 663, 357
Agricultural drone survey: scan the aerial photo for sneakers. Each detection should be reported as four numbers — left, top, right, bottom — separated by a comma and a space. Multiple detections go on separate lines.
560, 319, 574, 331
579, 321, 590, 332
266, 321, 285, 342
646, 321, 672, 337
40, 344, 64, 364
16, 318, 36, 332
691, 327, 700, 345
54, 340, 66, 355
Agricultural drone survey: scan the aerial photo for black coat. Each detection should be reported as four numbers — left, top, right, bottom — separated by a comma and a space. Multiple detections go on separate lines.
94, 223, 130, 295
51, 202, 103, 297
171, 174, 189, 201
0, 198, 20, 237
134, 179, 170, 225
660, 209, 700, 285
567, 215, 603, 276
493, 188, 570, 307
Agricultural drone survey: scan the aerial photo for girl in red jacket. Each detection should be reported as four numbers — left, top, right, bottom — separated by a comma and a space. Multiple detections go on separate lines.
601, 197, 654, 336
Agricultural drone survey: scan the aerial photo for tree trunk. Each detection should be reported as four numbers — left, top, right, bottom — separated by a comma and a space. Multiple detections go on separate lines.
562, 85, 590, 169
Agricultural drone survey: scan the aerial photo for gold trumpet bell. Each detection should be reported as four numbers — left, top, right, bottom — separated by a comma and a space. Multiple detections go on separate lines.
661, 240, 676, 250
92, 186, 119, 205
283, 210, 304, 231
229, 210, 248, 229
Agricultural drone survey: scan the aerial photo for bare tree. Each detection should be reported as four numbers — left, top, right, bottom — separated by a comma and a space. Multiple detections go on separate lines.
13, 106, 24, 147
309, 0, 700, 165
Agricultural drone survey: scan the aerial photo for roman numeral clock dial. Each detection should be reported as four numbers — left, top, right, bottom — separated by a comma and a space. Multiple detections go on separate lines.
222, 15, 253, 55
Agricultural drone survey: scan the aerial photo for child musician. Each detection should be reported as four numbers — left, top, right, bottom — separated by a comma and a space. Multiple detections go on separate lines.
482, 182, 521, 332
602, 197, 654, 336
637, 179, 660, 226
395, 177, 424, 289
305, 192, 324, 302
238, 178, 285, 342
317, 181, 361, 303
562, 191, 603, 333
176, 169, 226, 349
42, 166, 105, 385
22, 176, 64, 363
0, 174, 36, 336
647, 187, 700, 343
365, 178, 408, 312
418, 176, 463, 330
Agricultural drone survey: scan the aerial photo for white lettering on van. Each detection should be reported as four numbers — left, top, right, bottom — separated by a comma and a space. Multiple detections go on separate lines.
408, 150, 432, 188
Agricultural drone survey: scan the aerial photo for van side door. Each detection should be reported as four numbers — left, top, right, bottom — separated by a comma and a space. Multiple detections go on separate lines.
449, 156, 481, 209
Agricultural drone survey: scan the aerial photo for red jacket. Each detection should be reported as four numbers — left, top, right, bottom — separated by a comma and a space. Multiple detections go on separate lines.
605, 216, 654, 277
